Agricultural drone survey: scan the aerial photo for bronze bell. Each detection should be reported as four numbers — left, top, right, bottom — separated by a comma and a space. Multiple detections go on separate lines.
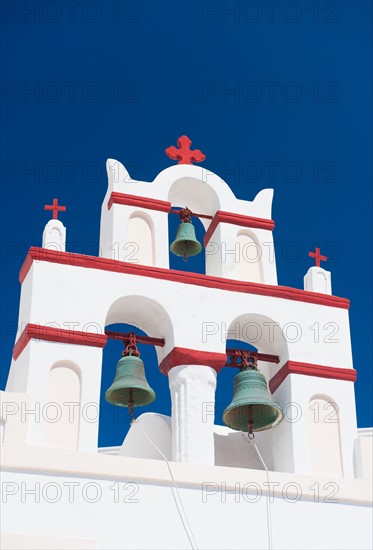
170, 207, 202, 260
223, 355, 283, 434
105, 336, 156, 413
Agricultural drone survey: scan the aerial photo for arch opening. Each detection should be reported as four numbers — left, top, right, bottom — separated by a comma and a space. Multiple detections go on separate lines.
168, 207, 206, 273
168, 176, 220, 224
226, 313, 288, 359
100, 296, 174, 447
216, 313, 288, 431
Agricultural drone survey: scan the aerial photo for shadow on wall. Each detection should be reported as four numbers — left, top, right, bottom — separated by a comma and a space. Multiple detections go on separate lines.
309, 394, 343, 477
43, 361, 81, 450
128, 211, 155, 267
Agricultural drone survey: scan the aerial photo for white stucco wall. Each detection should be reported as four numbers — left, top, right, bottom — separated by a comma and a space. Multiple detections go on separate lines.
100, 161, 277, 282
1, 452, 371, 550
2, 159, 370, 550
6, 255, 356, 474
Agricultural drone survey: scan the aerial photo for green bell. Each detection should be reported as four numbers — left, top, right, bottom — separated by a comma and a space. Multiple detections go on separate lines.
170, 221, 202, 259
105, 352, 156, 409
223, 368, 283, 433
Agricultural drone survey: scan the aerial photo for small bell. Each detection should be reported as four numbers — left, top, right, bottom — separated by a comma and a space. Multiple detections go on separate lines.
223, 355, 283, 435
105, 335, 156, 414
170, 207, 202, 261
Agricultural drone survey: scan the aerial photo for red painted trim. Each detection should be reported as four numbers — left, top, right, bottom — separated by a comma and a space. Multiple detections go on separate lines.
13, 323, 107, 361
19, 251, 33, 285
269, 361, 356, 393
105, 330, 165, 347
225, 350, 280, 366
107, 192, 171, 213
204, 210, 275, 247
159, 347, 227, 375
19, 247, 350, 310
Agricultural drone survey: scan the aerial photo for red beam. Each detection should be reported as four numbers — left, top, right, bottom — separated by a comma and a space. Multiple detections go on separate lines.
226, 349, 280, 365
108, 192, 171, 213
269, 361, 356, 393
19, 247, 350, 310
170, 208, 213, 220
204, 210, 275, 247
13, 324, 107, 361
105, 330, 165, 347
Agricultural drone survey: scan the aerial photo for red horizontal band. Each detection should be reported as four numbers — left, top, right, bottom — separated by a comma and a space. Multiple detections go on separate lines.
105, 330, 165, 347
108, 192, 171, 213
226, 350, 280, 365
159, 347, 227, 375
13, 323, 107, 361
19, 247, 350, 310
269, 360, 356, 393
204, 210, 275, 247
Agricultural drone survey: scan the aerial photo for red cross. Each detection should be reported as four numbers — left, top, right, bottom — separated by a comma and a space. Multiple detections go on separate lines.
44, 198, 66, 220
308, 247, 327, 267
165, 135, 206, 165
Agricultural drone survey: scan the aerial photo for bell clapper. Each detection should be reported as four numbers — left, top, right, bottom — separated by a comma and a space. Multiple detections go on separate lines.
124, 345, 136, 420
181, 208, 190, 263
128, 388, 135, 420
248, 404, 255, 439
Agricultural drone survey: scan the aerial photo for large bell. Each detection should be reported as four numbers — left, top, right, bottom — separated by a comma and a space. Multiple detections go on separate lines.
170, 221, 202, 259
223, 368, 283, 433
105, 352, 156, 409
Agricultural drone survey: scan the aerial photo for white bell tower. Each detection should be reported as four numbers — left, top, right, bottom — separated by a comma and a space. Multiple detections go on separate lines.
1, 136, 371, 550
4, 135, 359, 475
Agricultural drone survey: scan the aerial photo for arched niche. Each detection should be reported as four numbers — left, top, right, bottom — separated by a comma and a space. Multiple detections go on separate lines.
308, 394, 343, 477
235, 230, 263, 283
43, 361, 81, 450
315, 271, 328, 294
127, 211, 155, 266
42, 220, 66, 251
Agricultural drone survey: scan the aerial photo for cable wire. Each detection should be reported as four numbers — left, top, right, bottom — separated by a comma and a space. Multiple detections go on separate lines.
245, 434, 274, 550
132, 419, 199, 550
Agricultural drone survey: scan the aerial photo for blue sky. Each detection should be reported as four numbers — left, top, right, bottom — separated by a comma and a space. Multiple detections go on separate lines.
1, 0, 372, 446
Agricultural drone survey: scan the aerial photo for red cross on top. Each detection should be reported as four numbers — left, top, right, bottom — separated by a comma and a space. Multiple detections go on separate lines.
308, 247, 327, 267
44, 198, 66, 220
165, 135, 206, 165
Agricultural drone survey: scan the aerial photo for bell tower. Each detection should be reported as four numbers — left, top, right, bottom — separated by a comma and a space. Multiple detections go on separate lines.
3, 136, 360, 481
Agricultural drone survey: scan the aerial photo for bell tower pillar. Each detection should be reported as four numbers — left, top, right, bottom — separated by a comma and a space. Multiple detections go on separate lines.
168, 365, 217, 464
160, 349, 226, 465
